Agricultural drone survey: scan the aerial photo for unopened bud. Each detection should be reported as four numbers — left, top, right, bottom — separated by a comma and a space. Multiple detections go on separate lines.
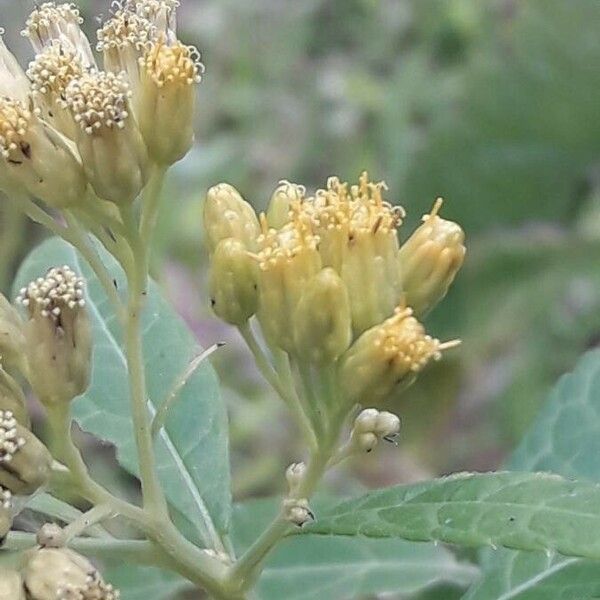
0, 569, 24, 599
0, 410, 52, 495
285, 462, 306, 494
23, 548, 120, 600
292, 268, 352, 364
203, 184, 260, 253
64, 71, 149, 205
0, 368, 30, 428
266, 181, 304, 229
348, 408, 401, 454
353, 408, 379, 433
209, 238, 258, 325
338, 307, 457, 406
0, 98, 87, 209
255, 220, 322, 352
137, 40, 203, 165
17, 266, 92, 406
37, 523, 66, 548
0, 293, 26, 372
375, 411, 401, 439
283, 498, 313, 527
398, 199, 466, 317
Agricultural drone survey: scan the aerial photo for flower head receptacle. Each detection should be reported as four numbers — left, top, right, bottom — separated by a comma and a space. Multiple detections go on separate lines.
17, 266, 92, 406
0, 293, 26, 373
0, 368, 30, 428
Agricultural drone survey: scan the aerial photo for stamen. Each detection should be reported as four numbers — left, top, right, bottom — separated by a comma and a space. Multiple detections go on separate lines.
64, 71, 132, 134
0, 98, 32, 159
140, 40, 203, 87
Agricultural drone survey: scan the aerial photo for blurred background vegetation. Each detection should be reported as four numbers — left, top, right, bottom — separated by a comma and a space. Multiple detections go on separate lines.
2, 0, 600, 542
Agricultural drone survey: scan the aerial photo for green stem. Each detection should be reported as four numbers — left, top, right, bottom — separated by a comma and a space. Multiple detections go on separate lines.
62, 503, 115, 543
238, 324, 317, 451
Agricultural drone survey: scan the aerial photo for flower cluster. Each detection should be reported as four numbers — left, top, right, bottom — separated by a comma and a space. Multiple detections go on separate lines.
1, 547, 121, 599
0, 0, 202, 209
204, 172, 465, 413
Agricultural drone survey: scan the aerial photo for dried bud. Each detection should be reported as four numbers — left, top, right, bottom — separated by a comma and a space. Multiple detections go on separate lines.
209, 238, 258, 326
255, 219, 322, 352
137, 40, 203, 165
292, 268, 352, 364
0, 368, 30, 428
203, 184, 260, 253
398, 199, 466, 317
266, 181, 304, 229
64, 71, 149, 205
338, 307, 457, 406
0, 97, 87, 208
23, 548, 120, 600
22, 3, 96, 68
0, 410, 52, 495
17, 266, 92, 406
0, 293, 26, 372
0, 569, 24, 599
282, 498, 313, 527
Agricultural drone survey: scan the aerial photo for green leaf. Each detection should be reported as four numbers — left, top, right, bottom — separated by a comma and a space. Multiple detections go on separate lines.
462, 350, 600, 599
304, 471, 600, 560
234, 499, 478, 600
104, 565, 190, 600
13, 238, 231, 542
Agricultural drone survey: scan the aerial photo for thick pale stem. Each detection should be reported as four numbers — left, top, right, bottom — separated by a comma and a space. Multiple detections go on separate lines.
238, 323, 317, 451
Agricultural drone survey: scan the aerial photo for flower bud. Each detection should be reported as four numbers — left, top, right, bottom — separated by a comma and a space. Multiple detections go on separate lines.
0, 368, 30, 428
96, 9, 154, 89
398, 199, 466, 317
283, 498, 313, 527
0, 508, 11, 542
255, 220, 322, 352
64, 71, 149, 205
353, 408, 379, 433
285, 462, 306, 494
292, 268, 352, 364
203, 184, 260, 253
209, 238, 258, 325
338, 307, 457, 406
266, 180, 304, 229
27, 40, 85, 140
0, 569, 24, 599
0, 97, 87, 209
23, 548, 120, 600
17, 266, 92, 406
22, 3, 96, 68
0, 293, 26, 372
347, 408, 401, 454
0, 33, 30, 102
374, 411, 401, 438
137, 40, 203, 165
0, 410, 52, 495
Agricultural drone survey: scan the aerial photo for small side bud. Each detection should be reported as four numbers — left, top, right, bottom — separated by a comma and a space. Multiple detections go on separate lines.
23, 548, 120, 600
37, 523, 66, 548
266, 180, 304, 229
0, 410, 52, 495
17, 266, 92, 406
283, 498, 314, 527
285, 462, 306, 495
203, 184, 260, 253
347, 408, 401, 454
0, 368, 30, 428
0, 569, 25, 600
137, 40, 203, 165
338, 307, 457, 406
398, 199, 466, 317
0, 293, 26, 372
208, 238, 258, 326
292, 268, 352, 364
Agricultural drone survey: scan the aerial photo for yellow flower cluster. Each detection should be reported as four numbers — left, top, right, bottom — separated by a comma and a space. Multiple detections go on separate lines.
204, 172, 465, 408
0, 1, 202, 208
